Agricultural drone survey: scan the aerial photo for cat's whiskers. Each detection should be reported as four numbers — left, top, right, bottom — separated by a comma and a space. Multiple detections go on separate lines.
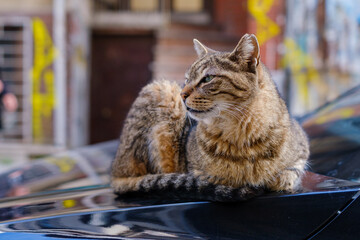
218, 105, 242, 122
214, 106, 221, 118
219, 102, 276, 146
204, 106, 222, 121
217, 103, 247, 120
223, 102, 264, 129
219, 102, 261, 129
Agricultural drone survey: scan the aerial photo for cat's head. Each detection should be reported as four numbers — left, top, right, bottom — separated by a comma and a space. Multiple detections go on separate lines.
181, 34, 261, 121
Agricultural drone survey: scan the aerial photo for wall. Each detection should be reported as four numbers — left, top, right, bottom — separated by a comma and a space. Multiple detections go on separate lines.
0, 0, 52, 13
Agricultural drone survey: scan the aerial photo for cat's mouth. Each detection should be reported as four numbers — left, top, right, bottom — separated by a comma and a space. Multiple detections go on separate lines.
186, 106, 213, 113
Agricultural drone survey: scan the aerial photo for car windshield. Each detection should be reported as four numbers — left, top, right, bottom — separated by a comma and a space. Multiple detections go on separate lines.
302, 86, 360, 182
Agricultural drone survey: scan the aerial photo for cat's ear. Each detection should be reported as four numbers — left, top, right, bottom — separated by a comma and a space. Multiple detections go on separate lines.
193, 39, 215, 58
230, 34, 260, 71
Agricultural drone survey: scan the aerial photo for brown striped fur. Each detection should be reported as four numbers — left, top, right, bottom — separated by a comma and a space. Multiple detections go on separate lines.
111, 34, 309, 201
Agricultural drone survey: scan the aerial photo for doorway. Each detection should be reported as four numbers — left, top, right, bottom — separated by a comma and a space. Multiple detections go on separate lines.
90, 30, 154, 144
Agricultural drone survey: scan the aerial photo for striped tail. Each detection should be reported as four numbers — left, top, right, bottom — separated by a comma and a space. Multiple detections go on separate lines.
111, 173, 263, 202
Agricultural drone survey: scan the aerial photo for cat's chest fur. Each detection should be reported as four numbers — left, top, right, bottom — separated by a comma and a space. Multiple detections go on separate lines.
185, 120, 284, 188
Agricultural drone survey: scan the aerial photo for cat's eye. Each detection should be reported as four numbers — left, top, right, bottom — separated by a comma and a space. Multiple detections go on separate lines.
203, 75, 215, 83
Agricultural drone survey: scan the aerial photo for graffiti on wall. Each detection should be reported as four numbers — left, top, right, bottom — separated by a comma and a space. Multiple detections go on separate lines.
282, 38, 328, 109
30, 18, 57, 143
248, 0, 281, 45
326, 0, 360, 77
284, 0, 360, 115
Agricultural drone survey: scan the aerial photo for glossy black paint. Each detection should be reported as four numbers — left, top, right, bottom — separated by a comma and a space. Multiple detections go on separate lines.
1, 170, 360, 240
0, 189, 359, 240
308, 191, 360, 239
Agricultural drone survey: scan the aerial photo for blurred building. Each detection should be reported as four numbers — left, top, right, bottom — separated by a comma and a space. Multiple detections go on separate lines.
0, 0, 359, 163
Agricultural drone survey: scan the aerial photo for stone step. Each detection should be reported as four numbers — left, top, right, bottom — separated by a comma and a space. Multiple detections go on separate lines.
155, 38, 237, 52
155, 53, 197, 66
158, 30, 238, 44
166, 22, 223, 32
154, 42, 236, 56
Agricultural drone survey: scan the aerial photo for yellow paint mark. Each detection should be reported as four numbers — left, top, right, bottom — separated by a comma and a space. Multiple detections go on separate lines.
315, 108, 355, 125
63, 199, 76, 208
46, 156, 76, 173
30, 18, 57, 143
248, 0, 280, 45
282, 38, 328, 107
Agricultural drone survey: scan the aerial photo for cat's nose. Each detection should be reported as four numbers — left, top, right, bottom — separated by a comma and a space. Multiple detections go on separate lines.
181, 85, 193, 101
180, 91, 189, 101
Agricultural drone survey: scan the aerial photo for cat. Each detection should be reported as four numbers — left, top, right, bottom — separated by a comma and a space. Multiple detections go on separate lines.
111, 34, 309, 202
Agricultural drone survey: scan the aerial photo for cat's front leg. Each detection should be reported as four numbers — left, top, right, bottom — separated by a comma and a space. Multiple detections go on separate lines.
268, 167, 304, 193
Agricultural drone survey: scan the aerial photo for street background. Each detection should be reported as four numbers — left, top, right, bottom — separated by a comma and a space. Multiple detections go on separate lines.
0, 0, 359, 197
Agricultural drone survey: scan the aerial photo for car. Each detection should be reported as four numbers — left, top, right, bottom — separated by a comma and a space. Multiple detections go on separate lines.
1, 85, 360, 239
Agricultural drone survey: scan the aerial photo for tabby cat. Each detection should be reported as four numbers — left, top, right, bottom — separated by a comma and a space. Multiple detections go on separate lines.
111, 34, 309, 201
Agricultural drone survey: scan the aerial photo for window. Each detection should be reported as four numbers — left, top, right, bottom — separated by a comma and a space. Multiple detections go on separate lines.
0, 18, 32, 142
